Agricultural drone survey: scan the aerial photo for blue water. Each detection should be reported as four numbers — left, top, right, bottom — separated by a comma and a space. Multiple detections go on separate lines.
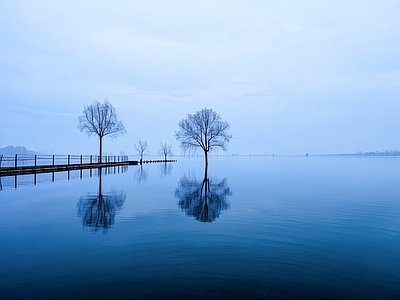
1, 156, 400, 299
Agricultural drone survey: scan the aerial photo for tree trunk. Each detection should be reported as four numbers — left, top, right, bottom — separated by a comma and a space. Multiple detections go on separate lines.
98, 170, 103, 196
99, 136, 103, 163
204, 150, 208, 179
203, 177, 209, 220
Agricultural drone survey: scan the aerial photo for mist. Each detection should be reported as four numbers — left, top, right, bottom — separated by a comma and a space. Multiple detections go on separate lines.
1, 1, 399, 155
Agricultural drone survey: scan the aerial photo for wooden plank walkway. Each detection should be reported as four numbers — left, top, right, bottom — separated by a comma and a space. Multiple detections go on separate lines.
0, 159, 177, 176
0, 161, 138, 176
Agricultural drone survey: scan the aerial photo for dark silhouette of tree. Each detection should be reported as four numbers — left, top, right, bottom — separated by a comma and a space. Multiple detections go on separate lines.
78, 100, 126, 163
175, 173, 231, 223
134, 165, 148, 184
77, 170, 126, 233
134, 139, 149, 163
158, 162, 173, 177
175, 108, 231, 176
158, 142, 173, 161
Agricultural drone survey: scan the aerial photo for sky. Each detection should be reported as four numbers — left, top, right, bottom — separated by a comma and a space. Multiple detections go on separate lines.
1, 0, 399, 156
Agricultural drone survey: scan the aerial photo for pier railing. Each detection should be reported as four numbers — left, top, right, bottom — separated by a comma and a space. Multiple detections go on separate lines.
0, 154, 129, 169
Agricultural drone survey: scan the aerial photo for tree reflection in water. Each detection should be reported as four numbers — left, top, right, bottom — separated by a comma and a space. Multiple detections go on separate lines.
175, 174, 231, 223
77, 169, 126, 233
134, 165, 148, 183
158, 162, 173, 177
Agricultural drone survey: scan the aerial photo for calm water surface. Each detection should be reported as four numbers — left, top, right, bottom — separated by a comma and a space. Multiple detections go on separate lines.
1, 156, 400, 299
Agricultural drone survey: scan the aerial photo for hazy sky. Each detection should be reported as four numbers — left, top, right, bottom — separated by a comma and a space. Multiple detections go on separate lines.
1, 0, 399, 156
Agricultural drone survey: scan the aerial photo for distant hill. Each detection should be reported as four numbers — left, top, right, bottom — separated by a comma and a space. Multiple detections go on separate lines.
0, 146, 36, 155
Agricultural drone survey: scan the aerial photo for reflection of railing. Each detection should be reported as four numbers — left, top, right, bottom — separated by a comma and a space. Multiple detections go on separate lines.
0, 154, 129, 169
0, 154, 137, 177
0, 165, 129, 190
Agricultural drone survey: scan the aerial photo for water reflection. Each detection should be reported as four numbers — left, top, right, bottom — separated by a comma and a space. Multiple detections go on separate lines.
175, 173, 231, 223
0, 165, 128, 190
158, 162, 173, 177
77, 169, 126, 233
134, 165, 148, 183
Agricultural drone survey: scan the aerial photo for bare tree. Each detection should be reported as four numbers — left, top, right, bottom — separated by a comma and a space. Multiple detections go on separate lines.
175, 108, 232, 176
78, 100, 126, 163
134, 139, 148, 163
158, 142, 173, 161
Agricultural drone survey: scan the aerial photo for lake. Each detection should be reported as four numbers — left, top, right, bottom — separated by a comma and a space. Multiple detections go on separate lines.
1, 156, 400, 299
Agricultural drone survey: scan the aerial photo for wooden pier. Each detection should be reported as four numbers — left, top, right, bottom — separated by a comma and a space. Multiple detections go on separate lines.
0, 161, 137, 176
0, 154, 176, 177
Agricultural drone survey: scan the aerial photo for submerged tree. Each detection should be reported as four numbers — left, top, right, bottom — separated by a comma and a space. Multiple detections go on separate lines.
134, 139, 149, 163
175, 108, 231, 176
175, 173, 231, 223
78, 100, 126, 163
158, 142, 173, 161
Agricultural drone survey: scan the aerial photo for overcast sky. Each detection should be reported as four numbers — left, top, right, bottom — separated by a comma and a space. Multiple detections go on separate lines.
1, 0, 399, 156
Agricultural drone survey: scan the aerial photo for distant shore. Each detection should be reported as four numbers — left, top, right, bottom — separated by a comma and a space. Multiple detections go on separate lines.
2, 145, 400, 158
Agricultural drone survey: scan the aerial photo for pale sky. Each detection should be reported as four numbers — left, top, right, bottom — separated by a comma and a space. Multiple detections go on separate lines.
1, 0, 399, 156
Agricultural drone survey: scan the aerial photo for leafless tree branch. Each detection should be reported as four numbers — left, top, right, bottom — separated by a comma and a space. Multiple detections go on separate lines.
175, 108, 232, 173
158, 142, 173, 161
134, 139, 149, 162
78, 100, 126, 162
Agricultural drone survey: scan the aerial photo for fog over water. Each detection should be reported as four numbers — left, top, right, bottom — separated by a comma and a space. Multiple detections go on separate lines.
1, 1, 399, 155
